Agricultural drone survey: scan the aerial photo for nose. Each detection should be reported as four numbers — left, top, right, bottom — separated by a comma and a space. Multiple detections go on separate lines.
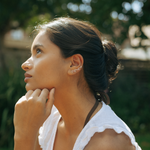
21, 57, 33, 71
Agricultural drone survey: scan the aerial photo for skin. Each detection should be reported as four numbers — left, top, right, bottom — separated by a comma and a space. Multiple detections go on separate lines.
14, 31, 135, 150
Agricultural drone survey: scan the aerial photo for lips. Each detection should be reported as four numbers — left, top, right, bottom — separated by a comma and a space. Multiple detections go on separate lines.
24, 73, 32, 83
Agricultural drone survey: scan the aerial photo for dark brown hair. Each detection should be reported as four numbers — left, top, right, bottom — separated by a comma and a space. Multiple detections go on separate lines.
36, 17, 119, 104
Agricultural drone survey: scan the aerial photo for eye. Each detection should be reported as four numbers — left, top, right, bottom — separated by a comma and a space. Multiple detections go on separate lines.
36, 48, 42, 54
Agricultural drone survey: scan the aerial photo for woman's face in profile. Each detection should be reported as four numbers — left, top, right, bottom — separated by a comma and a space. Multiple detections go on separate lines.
22, 31, 67, 91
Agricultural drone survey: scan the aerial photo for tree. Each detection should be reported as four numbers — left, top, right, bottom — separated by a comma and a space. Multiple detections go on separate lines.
65, 0, 150, 46
0, 0, 69, 71
0, 0, 150, 71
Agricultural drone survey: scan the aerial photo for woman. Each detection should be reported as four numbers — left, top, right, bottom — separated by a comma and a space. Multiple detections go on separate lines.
14, 17, 141, 150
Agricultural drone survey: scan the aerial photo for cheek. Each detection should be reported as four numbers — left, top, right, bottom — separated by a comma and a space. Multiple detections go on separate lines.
34, 61, 52, 80
34, 59, 64, 86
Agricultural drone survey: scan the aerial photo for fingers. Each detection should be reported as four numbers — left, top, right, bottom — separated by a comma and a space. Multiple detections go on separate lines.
46, 88, 55, 115
30, 89, 41, 98
38, 88, 49, 102
24, 88, 54, 105
16, 96, 26, 105
25, 90, 33, 99
25, 89, 41, 101
48, 88, 55, 104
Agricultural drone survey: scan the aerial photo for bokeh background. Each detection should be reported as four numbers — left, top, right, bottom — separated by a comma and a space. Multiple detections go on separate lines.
0, 0, 150, 149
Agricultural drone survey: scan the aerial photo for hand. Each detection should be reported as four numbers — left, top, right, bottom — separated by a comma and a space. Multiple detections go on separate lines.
14, 88, 55, 140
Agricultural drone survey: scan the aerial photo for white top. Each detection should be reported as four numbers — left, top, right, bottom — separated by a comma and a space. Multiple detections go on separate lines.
38, 101, 141, 150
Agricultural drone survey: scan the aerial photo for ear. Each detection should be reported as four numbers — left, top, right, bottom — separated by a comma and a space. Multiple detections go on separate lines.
68, 54, 84, 75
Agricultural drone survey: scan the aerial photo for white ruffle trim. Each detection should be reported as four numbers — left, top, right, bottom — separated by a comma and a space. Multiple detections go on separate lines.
79, 125, 141, 150
38, 106, 60, 150
38, 124, 49, 149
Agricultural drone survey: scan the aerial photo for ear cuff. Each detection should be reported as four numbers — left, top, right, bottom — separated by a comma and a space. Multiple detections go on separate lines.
72, 66, 82, 73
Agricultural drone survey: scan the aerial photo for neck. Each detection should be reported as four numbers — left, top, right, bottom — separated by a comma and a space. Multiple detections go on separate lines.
53, 86, 102, 135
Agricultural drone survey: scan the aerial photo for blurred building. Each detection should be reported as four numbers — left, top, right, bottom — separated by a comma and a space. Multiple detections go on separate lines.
3, 29, 32, 68
3, 27, 150, 72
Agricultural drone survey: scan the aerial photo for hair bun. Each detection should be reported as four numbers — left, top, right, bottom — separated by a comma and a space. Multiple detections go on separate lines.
102, 40, 119, 83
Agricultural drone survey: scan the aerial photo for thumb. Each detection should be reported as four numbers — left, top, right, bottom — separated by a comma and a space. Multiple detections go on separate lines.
46, 88, 55, 116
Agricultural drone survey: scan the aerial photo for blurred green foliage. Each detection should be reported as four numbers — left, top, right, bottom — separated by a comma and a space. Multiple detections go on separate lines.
109, 70, 150, 134
0, 68, 26, 148
0, 0, 150, 42
1, 0, 150, 71
136, 134, 150, 150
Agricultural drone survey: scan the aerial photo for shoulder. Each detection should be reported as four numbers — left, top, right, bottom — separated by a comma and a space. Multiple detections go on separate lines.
84, 129, 136, 150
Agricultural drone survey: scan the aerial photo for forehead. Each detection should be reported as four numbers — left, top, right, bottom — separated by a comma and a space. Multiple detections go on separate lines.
31, 31, 48, 48
31, 31, 62, 56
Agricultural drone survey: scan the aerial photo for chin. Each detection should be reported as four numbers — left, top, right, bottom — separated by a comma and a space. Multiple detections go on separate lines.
25, 84, 37, 91
25, 86, 32, 92
25, 84, 53, 92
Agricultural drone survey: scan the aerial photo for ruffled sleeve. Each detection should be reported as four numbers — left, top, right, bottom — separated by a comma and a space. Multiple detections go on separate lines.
79, 125, 141, 150
73, 102, 142, 150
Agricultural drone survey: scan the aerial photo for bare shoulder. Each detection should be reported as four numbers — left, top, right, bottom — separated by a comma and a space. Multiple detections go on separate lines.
84, 129, 136, 150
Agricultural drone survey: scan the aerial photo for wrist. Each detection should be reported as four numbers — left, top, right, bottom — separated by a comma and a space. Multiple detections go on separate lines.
14, 129, 39, 141
14, 131, 39, 150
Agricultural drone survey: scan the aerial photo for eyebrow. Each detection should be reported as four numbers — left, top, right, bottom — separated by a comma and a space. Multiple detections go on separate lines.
31, 44, 44, 53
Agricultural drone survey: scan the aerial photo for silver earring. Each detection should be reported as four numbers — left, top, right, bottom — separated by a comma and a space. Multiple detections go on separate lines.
72, 66, 82, 73
77, 66, 82, 70
73, 70, 77, 73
